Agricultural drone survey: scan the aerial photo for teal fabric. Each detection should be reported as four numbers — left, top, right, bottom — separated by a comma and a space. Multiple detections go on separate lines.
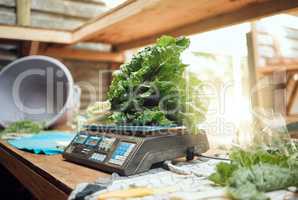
8, 131, 75, 155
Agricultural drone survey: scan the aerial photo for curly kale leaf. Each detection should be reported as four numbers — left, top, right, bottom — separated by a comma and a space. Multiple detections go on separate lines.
229, 147, 292, 168
208, 148, 298, 200
208, 162, 238, 187
1, 120, 43, 134
228, 164, 298, 200
108, 35, 206, 127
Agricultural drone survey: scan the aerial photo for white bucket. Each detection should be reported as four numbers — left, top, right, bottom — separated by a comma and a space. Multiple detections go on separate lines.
0, 56, 74, 128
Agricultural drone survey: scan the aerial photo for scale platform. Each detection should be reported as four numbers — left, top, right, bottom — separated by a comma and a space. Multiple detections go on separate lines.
63, 125, 209, 176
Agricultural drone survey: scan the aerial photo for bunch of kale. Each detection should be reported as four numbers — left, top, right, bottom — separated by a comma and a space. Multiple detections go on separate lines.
108, 36, 206, 127
209, 147, 298, 200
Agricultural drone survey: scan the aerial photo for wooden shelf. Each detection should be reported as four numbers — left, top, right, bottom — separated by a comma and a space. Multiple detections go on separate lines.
0, 25, 72, 44
0, 0, 298, 49
41, 47, 125, 63
73, 0, 298, 50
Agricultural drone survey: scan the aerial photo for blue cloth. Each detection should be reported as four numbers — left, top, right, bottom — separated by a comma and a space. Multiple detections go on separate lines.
8, 131, 75, 155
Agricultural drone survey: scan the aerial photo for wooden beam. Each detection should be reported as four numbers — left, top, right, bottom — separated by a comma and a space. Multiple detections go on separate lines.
40, 47, 125, 63
68, 0, 106, 6
30, 0, 107, 20
111, 0, 298, 50
0, 25, 72, 44
288, 7, 298, 16
16, 0, 31, 26
257, 63, 298, 75
1, 0, 298, 47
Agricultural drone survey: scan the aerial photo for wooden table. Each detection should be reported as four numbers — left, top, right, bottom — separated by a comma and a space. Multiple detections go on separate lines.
0, 140, 110, 200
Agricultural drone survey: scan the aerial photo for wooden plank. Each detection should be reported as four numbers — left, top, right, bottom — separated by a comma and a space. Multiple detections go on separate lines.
41, 47, 125, 63
0, 7, 16, 25
0, 25, 72, 43
1, 0, 298, 46
16, 0, 31, 26
0, 144, 68, 200
267, 58, 298, 65
71, 0, 298, 50
115, 0, 298, 50
257, 63, 298, 74
72, 42, 111, 52
0, 141, 110, 191
31, 11, 86, 30
31, 0, 106, 19
288, 7, 298, 16
0, 0, 106, 7
0, 0, 16, 7
67, 0, 106, 6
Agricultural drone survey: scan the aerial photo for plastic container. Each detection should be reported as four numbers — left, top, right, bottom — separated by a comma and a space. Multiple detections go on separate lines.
0, 56, 74, 128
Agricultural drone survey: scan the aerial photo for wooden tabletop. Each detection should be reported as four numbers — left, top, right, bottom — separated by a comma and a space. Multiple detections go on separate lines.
0, 140, 110, 200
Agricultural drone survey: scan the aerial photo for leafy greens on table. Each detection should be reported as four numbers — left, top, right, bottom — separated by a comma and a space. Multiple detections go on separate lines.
209, 147, 298, 200
108, 36, 207, 128
1, 120, 43, 134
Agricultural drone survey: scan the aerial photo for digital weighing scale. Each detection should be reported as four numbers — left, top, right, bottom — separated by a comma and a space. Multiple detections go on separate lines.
63, 125, 209, 175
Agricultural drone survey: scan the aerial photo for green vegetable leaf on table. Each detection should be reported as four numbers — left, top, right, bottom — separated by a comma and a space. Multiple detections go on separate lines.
208, 147, 298, 200
0, 120, 43, 138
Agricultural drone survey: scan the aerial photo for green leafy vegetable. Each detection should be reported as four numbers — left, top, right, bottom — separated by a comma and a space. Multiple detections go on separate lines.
208, 162, 237, 186
227, 164, 298, 200
108, 35, 207, 129
209, 147, 298, 200
1, 120, 43, 134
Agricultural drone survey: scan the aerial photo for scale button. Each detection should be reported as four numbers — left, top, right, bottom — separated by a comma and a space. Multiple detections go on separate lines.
90, 153, 106, 162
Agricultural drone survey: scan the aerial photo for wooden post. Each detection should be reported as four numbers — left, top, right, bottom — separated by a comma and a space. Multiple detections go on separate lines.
28, 41, 40, 55
273, 70, 287, 115
246, 29, 259, 110
287, 75, 298, 115
17, 0, 33, 56
16, 0, 31, 26
248, 23, 275, 111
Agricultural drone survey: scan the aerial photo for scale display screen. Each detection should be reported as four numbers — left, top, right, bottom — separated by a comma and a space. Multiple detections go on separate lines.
73, 134, 88, 144
109, 142, 136, 166
85, 136, 102, 146
98, 137, 116, 152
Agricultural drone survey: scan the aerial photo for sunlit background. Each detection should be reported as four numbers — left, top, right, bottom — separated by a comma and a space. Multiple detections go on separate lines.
181, 14, 298, 149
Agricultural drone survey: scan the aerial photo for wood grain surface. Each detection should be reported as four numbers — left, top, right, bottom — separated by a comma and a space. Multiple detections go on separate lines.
0, 140, 110, 199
